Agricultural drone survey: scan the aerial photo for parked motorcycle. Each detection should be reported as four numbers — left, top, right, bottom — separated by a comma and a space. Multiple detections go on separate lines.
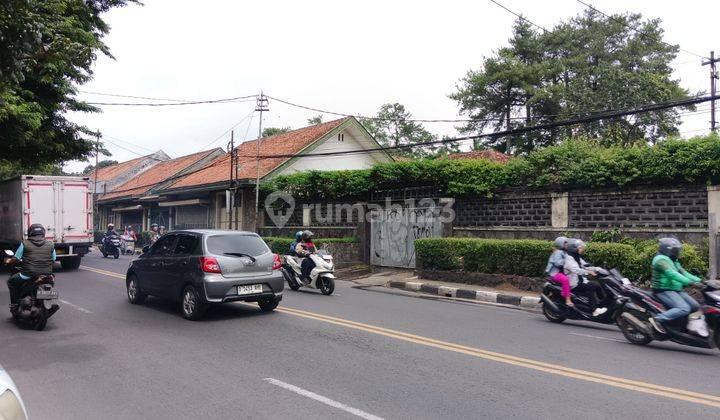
282, 247, 336, 295
102, 233, 121, 259
540, 267, 628, 324
615, 279, 720, 350
3, 250, 60, 331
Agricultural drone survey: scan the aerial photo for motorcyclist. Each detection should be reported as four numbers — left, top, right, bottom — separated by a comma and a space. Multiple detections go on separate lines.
563, 239, 607, 317
6, 224, 56, 308
648, 238, 702, 334
289, 231, 303, 257
104, 223, 118, 237
295, 230, 316, 283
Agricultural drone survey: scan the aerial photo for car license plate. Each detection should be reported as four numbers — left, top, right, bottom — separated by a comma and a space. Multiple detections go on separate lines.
237, 284, 263, 295
36, 288, 58, 300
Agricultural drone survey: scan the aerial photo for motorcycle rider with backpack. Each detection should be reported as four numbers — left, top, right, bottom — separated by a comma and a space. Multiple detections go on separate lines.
6, 224, 56, 310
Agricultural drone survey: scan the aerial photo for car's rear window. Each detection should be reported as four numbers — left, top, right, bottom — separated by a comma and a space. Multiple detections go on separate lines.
206, 234, 270, 257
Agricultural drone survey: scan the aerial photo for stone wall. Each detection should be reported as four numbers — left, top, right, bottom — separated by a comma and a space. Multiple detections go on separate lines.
455, 193, 552, 227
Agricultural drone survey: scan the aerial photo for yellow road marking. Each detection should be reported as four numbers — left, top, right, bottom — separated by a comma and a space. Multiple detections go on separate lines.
81, 265, 720, 408
81, 265, 125, 279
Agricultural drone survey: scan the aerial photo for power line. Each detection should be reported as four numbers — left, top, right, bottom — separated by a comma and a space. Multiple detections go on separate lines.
85, 95, 258, 107
98, 94, 720, 197
201, 109, 256, 149
103, 134, 156, 153
240, 94, 720, 159
78, 90, 192, 102
575, 0, 708, 60
488, 0, 549, 32
103, 139, 167, 162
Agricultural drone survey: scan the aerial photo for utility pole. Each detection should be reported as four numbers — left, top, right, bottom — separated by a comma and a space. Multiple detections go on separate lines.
255, 92, 269, 231
93, 131, 100, 232
702, 51, 720, 132
228, 132, 235, 230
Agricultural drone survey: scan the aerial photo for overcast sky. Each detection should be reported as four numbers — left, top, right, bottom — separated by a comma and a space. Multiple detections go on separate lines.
66, 0, 720, 172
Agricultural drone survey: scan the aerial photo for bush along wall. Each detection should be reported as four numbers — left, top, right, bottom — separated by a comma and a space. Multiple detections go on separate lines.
263, 237, 359, 255
261, 134, 720, 200
414, 237, 707, 287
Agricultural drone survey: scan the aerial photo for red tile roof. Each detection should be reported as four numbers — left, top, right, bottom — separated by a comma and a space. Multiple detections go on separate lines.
446, 149, 510, 163
88, 155, 148, 181
99, 149, 219, 201
166, 117, 350, 190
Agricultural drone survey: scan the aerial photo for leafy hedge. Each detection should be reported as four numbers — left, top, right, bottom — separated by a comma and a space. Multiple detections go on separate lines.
263, 236, 358, 255
262, 135, 720, 199
415, 237, 706, 286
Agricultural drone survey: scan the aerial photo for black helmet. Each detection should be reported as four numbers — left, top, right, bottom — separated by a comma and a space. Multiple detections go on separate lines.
301, 230, 314, 241
566, 238, 585, 255
27, 223, 45, 238
658, 238, 682, 260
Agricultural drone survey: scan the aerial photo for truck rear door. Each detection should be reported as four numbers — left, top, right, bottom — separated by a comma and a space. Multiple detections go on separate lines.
59, 180, 92, 244
24, 179, 57, 241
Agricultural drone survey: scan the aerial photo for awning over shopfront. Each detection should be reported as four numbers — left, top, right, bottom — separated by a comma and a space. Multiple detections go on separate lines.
158, 199, 210, 207
111, 205, 143, 212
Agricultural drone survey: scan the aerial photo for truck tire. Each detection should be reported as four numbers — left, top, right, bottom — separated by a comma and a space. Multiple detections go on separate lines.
61, 256, 81, 270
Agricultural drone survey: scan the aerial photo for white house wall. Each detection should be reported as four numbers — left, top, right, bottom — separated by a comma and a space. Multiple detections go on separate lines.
275, 124, 389, 175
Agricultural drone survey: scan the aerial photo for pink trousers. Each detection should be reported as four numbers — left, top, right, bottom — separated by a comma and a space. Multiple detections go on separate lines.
551, 272, 571, 298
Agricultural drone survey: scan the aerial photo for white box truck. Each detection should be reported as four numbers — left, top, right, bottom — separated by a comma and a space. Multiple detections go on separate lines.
0, 175, 93, 269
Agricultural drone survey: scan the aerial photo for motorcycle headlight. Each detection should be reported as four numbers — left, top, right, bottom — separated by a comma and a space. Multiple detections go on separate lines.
0, 389, 27, 420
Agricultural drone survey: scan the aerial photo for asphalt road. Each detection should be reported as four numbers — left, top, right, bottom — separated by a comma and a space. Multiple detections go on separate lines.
2, 252, 720, 419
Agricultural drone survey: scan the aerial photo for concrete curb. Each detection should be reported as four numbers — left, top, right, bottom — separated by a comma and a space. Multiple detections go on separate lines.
387, 280, 541, 309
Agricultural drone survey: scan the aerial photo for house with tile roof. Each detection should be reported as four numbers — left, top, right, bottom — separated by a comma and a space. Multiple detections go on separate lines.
151, 117, 392, 231
96, 148, 224, 232
89, 150, 170, 196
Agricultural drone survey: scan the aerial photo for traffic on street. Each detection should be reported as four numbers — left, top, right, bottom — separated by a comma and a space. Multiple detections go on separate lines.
2, 251, 720, 419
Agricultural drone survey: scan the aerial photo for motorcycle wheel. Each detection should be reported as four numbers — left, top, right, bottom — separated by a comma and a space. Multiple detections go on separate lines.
113, 248, 120, 259
102, 251, 108, 258
258, 297, 279, 312
33, 305, 48, 331
616, 312, 653, 345
319, 276, 334, 295
542, 301, 566, 323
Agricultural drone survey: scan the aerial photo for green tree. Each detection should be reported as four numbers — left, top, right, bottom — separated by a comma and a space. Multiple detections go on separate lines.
361, 103, 438, 158
83, 159, 119, 174
0, 0, 138, 172
307, 115, 323, 125
451, 10, 691, 153
262, 126, 292, 137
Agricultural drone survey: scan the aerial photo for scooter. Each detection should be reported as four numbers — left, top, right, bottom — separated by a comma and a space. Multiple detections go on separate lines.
102, 234, 121, 259
540, 267, 628, 324
3, 250, 60, 331
615, 279, 720, 350
282, 247, 336, 295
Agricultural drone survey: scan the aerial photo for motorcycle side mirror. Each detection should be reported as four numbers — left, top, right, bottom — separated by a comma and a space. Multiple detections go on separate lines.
142, 246, 150, 254
4, 250, 14, 257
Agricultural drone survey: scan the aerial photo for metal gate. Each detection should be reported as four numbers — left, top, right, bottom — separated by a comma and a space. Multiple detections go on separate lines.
370, 206, 442, 268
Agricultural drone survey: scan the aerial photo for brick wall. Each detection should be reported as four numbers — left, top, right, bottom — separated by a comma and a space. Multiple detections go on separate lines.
455, 193, 553, 227
568, 187, 708, 229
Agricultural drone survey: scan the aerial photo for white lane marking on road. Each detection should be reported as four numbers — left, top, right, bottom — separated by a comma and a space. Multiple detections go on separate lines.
264, 378, 385, 420
59, 299, 93, 314
569, 332, 624, 343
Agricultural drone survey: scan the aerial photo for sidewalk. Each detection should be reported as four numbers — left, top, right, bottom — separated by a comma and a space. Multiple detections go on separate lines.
351, 269, 541, 310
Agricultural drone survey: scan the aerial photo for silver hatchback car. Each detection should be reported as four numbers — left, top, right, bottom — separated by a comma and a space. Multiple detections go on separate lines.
126, 230, 284, 320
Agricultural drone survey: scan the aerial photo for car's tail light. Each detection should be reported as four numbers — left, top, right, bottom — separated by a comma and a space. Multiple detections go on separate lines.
272, 253, 282, 270
200, 256, 221, 273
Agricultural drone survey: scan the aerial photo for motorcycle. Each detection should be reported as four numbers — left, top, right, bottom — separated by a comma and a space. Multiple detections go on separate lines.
540, 267, 628, 325
282, 247, 336, 295
615, 279, 720, 350
102, 233, 121, 259
3, 250, 60, 331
